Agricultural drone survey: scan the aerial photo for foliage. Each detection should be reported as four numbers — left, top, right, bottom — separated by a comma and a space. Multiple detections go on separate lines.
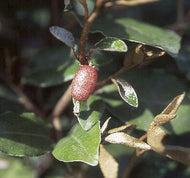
0, 0, 190, 177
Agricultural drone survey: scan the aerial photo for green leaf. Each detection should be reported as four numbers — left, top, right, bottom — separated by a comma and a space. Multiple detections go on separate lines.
169, 105, 190, 135
112, 78, 138, 107
0, 112, 53, 156
52, 122, 101, 166
175, 44, 190, 80
98, 68, 189, 132
128, 109, 154, 131
104, 144, 134, 158
95, 37, 128, 52
23, 47, 79, 87
92, 17, 181, 56
129, 152, 186, 178
0, 155, 34, 178
0, 83, 25, 114
70, 0, 95, 18
90, 49, 125, 67
0, 98, 25, 115
76, 0, 87, 6
73, 95, 105, 131
91, 51, 114, 66
49, 26, 75, 48
0, 84, 18, 101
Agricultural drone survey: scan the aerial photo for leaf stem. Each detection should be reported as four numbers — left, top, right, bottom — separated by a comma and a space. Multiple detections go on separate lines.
71, 48, 79, 60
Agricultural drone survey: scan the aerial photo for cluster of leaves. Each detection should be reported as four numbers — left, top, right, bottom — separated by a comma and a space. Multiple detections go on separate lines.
0, 0, 190, 177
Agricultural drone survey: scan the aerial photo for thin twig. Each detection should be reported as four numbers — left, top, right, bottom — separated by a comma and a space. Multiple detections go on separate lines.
2, 49, 45, 118
52, 84, 72, 117
78, 0, 105, 64
35, 153, 54, 177
167, 0, 187, 33
4, 78, 45, 118
14, 86, 43, 117
83, 1, 89, 23
105, 0, 159, 8
122, 134, 148, 178
51, 84, 72, 139
95, 64, 137, 91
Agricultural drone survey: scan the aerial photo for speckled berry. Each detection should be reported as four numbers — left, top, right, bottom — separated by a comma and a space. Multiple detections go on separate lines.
71, 65, 98, 101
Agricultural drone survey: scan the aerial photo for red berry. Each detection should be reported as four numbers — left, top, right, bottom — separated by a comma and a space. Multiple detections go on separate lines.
71, 65, 98, 101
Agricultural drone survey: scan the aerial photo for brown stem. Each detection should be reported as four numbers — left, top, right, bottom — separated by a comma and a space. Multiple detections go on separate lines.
105, 0, 159, 8
78, 0, 105, 64
83, 1, 89, 23
51, 84, 72, 139
167, 3, 188, 34
35, 153, 54, 177
122, 134, 148, 178
95, 64, 137, 91
52, 84, 72, 118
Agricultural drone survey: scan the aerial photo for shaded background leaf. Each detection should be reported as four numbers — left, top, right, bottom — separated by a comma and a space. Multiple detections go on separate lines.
175, 42, 190, 81
98, 68, 190, 134
0, 153, 34, 178
0, 112, 53, 156
92, 17, 181, 57
22, 47, 79, 87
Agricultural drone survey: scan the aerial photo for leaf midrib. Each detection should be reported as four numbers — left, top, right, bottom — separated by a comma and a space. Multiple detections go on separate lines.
71, 134, 94, 161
